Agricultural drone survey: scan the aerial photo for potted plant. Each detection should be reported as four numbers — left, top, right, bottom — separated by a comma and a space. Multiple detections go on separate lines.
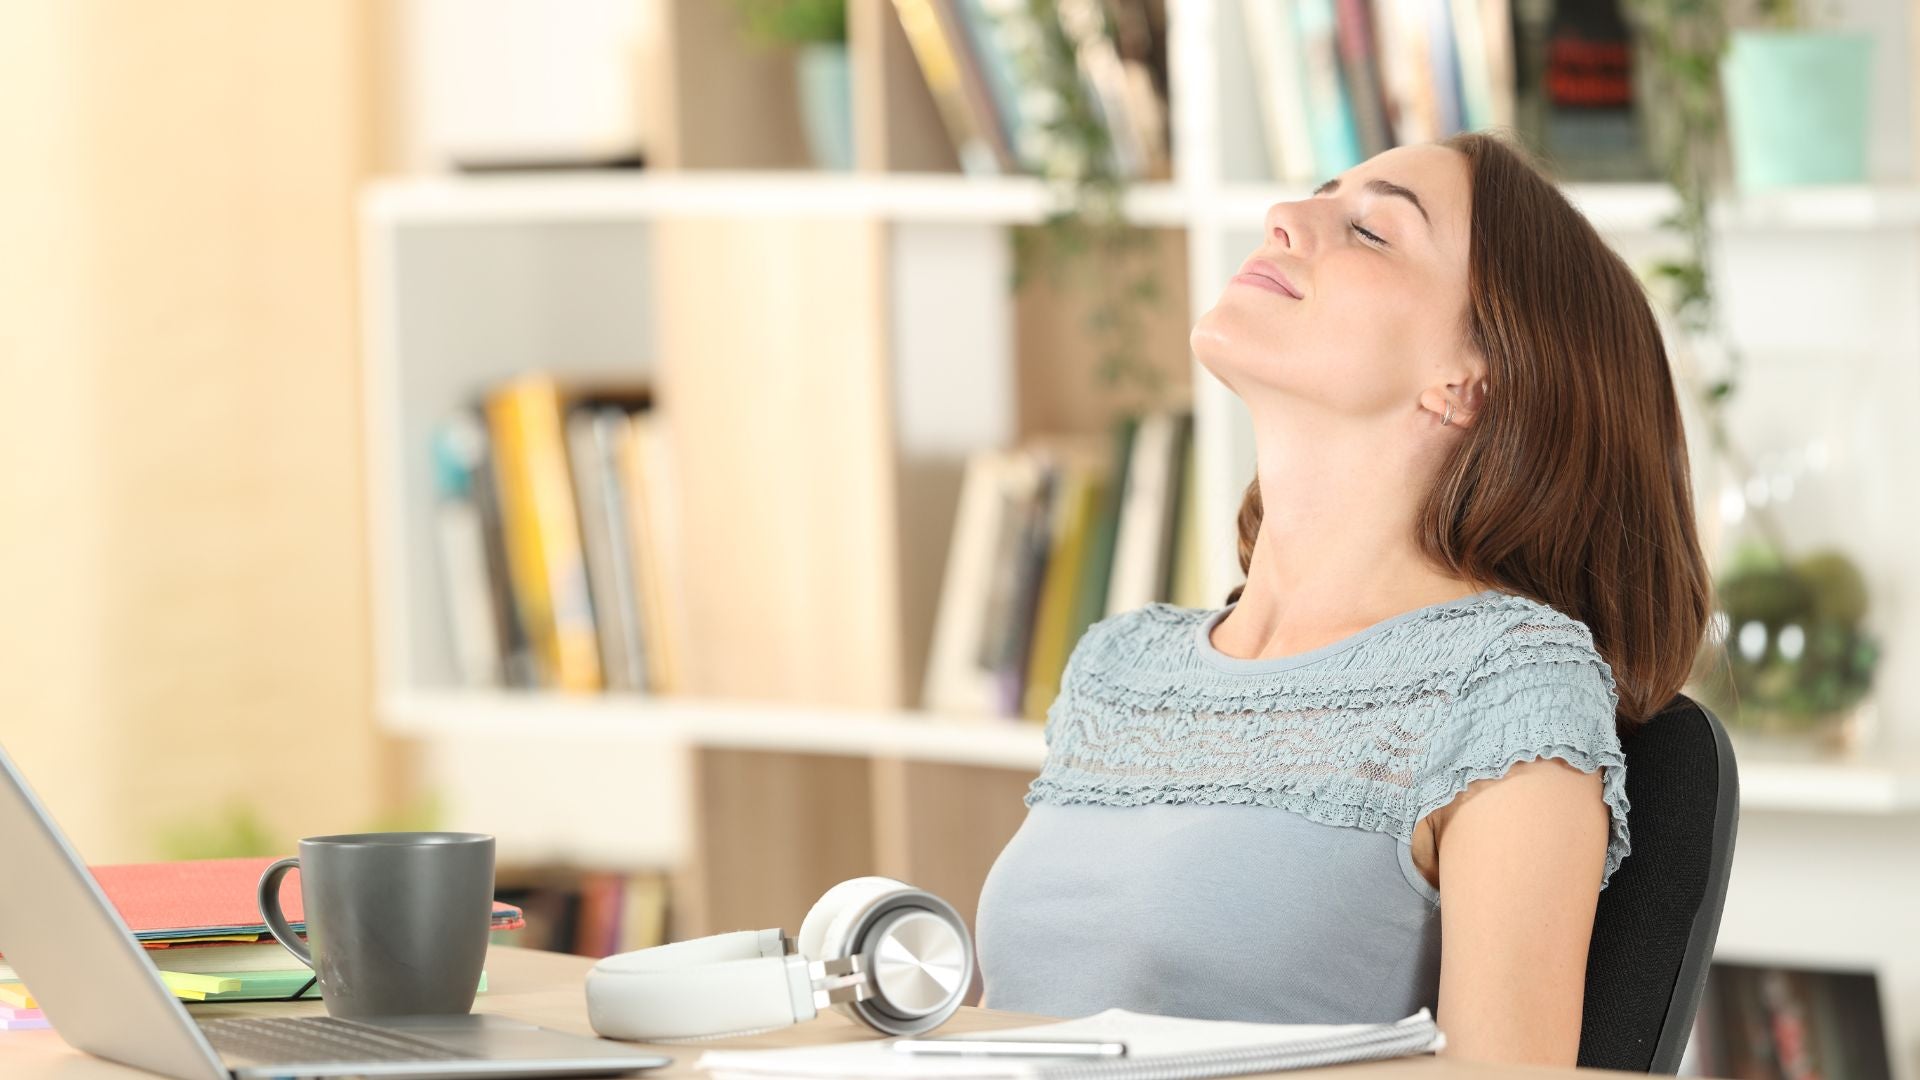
734, 0, 852, 170
1625, 0, 1881, 748
1720, 0, 1873, 191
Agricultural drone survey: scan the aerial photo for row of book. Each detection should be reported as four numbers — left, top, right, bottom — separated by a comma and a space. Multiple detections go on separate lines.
1688, 963, 1892, 1080
493, 867, 670, 959
887, 0, 1519, 187
431, 373, 687, 693
894, 0, 1635, 187
923, 408, 1210, 721
1238, 0, 1516, 183
0, 857, 525, 1024
890, 0, 1172, 180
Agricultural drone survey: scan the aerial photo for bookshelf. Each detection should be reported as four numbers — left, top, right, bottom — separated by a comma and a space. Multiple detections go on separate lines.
364, 0, 1920, 1071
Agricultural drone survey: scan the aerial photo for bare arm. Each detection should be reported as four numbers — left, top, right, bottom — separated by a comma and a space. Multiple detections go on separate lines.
1430, 756, 1610, 1066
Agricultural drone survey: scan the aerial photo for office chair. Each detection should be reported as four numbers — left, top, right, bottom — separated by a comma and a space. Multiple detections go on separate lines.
1577, 692, 1741, 1073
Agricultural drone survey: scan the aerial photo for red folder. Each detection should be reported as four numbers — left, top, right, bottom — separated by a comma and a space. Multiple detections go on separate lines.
83, 857, 526, 946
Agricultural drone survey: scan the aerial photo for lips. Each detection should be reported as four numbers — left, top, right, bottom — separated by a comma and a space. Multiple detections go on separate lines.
1233, 258, 1303, 299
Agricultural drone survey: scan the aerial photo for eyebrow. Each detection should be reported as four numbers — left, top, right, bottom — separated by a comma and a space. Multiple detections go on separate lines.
1313, 175, 1432, 230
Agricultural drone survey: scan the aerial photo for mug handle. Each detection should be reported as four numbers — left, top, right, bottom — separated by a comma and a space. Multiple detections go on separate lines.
257, 857, 314, 968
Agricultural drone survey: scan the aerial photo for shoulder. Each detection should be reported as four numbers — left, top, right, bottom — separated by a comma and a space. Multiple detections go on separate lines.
1458, 594, 1619, 699
1437, 591, 1622, 751
1418, 592, 1632, 889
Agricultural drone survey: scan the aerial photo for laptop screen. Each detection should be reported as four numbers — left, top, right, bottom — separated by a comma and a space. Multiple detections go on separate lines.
0, 742, 228, 1080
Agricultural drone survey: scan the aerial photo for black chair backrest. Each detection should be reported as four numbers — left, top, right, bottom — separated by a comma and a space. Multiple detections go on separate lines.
1578, 693, 1741, 1072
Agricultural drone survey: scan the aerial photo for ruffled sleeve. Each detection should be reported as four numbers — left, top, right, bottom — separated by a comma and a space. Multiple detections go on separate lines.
1413, 617, 1633, 891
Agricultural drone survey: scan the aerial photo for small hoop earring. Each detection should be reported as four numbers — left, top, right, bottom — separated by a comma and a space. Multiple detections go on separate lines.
1442, 402, 1455, 427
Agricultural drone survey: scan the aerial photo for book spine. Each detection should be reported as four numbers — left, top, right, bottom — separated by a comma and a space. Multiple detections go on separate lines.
1022, 462, 1099, 722
1336, 0, 1396, 154
923, 451, 1012, 714
890, 0, 1004, 174
1056, 0, 1148, 178
932, 0, 1020, 170
994, 458, 1057, 717
1390, 0, 1440, 144
485, 375, 603, 692
1153, 412, 1195, 603
956, 0, 1033, 169
566, 410, 626, 691
593, 409, 652, 691
622, 414, 689, 694
1296, 0, 1364, 174
1426, 0, 1463, 133
1107, 411, 1176, 616
1168, 415, 1209, 608
430, 416, 504, 687
1066, 415, 1131, 648
1476, 0, 1515, 131
1447, 0, 1492, 131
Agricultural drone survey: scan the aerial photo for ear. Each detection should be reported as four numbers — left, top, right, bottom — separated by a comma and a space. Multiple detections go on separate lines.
1422, 376, 1487, 429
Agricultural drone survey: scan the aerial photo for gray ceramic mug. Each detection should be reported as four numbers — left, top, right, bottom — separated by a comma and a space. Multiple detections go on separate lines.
258, 832, 496, 1018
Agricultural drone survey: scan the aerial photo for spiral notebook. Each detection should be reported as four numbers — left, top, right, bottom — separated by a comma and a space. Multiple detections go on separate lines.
696, 1006, 1445, 1079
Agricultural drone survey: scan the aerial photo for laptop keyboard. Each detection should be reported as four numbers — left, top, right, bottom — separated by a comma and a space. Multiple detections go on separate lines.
200, 1016, 469, 1065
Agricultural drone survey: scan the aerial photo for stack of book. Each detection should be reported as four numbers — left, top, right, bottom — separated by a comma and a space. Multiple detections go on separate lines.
923, 408, 1204, 722
0, 857, 525, 1014
432, 372, 686, 694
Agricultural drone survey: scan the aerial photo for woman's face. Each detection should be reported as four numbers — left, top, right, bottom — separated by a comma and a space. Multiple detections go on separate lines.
1192, 144, 1476, 422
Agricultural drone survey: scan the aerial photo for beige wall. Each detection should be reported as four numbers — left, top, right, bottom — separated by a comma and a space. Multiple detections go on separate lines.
0, 2, 391, 862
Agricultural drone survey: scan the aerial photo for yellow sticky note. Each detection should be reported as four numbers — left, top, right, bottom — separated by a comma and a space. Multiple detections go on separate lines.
0, 984, 36, 1009
157, 971, 242, 996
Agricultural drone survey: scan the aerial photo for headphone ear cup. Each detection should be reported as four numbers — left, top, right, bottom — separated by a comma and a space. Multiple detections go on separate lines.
796, 876, 911, 960
832, 886, 974, 1036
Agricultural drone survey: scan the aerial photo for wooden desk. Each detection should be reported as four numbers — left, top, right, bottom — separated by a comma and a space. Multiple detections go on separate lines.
4, 945, 1640, 1079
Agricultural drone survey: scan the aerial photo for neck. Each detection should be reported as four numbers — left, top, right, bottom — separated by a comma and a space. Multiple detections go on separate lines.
1227, 400, 1475, 651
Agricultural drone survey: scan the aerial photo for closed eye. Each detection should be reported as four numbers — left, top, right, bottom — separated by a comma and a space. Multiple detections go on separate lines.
1351, 220, 1388, 248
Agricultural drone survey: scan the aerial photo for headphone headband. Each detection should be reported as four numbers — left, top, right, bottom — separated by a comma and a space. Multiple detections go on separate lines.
586, 930, 814, 1042
585, 881, 973, 1042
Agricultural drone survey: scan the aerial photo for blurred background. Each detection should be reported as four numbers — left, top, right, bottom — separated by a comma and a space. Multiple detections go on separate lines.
1, 0, 1916, 1076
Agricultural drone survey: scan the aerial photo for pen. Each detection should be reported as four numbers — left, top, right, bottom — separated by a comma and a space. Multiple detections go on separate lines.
891, 1037, 1129, 1058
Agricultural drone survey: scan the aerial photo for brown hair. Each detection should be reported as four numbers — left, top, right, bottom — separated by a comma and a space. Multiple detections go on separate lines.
1226, 131, 1715, 734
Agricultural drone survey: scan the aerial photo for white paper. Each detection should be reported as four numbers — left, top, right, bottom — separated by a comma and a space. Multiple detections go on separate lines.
695, 1007, 1441, 1079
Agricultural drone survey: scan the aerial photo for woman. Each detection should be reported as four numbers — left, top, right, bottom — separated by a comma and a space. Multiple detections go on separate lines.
973, 131, 1714, 1066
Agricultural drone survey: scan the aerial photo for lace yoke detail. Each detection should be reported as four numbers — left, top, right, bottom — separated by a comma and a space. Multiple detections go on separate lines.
1026, 593, 1635, 889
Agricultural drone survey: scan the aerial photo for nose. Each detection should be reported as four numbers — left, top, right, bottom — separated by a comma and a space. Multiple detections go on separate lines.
1263, 199, 1306, 253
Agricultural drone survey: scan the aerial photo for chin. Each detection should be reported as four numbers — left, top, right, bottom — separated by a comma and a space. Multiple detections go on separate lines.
1190, 304, 1255, 392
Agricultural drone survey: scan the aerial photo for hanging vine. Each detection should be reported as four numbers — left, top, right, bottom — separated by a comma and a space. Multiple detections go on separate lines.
1003, 0, 1171, 406
1623, 0, 1791, 555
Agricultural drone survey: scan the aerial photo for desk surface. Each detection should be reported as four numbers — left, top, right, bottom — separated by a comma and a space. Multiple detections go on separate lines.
4, 945, 1640, 1080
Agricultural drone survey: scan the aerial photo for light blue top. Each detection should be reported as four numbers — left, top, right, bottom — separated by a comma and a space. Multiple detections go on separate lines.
974, 589, 1630, 1024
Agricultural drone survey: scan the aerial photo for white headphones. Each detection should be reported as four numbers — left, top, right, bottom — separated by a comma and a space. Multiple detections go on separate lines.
584, 876, 974, 1042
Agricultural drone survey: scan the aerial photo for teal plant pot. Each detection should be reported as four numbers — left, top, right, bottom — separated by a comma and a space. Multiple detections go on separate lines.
796, 42, 853, 171
1721, 30, 1873, 192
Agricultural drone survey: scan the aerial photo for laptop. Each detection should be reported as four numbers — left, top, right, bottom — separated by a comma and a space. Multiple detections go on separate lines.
0, 742, 672, 1078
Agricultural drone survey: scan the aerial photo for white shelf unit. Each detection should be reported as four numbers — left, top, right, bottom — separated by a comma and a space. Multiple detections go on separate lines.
385, 688, 1920, 814
364, 0, 1920, 1071
371, 172, 1920, 234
